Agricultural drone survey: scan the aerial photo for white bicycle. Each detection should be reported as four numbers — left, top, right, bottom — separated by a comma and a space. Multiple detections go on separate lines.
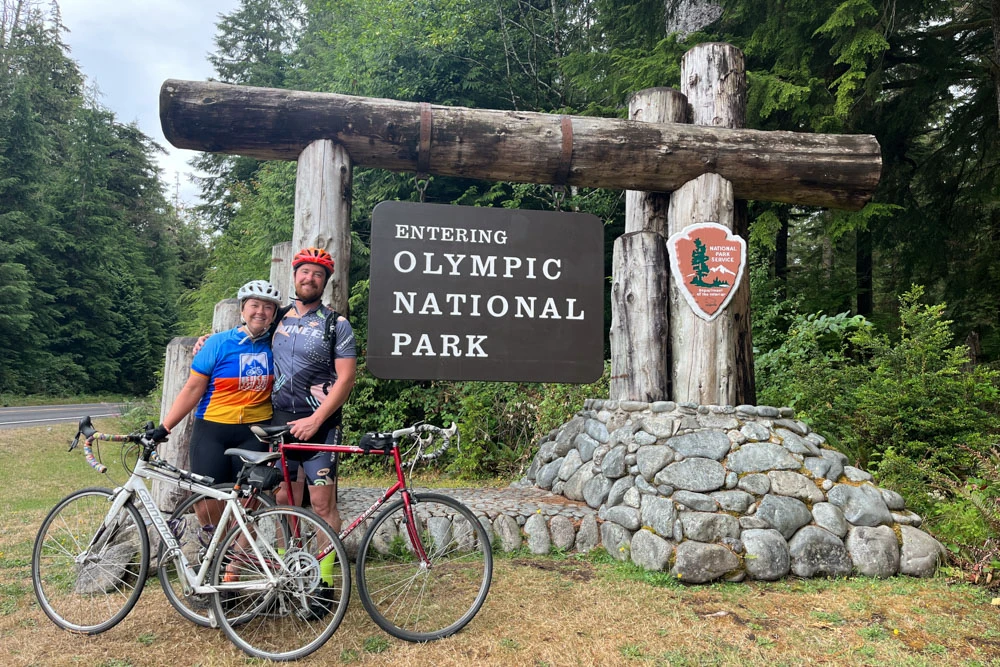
31, 417, 350, 661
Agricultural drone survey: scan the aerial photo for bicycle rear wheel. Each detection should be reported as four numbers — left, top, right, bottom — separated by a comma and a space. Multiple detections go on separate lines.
356, 492, 493, 642
158, 484, 274, 627
210, 505, 350, 661
32, 487, 149, 634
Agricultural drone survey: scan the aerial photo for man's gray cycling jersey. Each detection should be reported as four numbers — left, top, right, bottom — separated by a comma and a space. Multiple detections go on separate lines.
271, 304, 356, 417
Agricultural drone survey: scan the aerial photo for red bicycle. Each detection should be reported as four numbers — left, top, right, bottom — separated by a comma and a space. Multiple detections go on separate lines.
250, 421, 493, 642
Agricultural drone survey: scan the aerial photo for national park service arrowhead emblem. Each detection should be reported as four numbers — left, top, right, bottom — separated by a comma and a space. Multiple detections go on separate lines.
667, 222, 746, 322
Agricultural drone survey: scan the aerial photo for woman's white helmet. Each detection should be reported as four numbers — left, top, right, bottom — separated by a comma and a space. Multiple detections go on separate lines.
237, 280, 282, 307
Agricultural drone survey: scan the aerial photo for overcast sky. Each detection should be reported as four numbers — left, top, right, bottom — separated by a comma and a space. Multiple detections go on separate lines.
59, 0, 240, 208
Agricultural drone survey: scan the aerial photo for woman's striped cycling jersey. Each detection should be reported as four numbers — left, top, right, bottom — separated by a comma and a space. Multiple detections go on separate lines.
190, 326, 274, 424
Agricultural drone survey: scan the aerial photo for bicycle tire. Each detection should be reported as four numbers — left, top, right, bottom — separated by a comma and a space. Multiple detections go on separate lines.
158, 483, 274, 627
356, 492, 493, 642
209, 505, 350, 661
32, 487, 150, 634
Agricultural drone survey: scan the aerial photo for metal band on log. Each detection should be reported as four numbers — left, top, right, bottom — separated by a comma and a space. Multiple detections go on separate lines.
160, 79, 881, 210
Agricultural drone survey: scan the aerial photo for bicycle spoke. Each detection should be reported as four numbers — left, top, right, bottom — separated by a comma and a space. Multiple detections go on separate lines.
32, 488, 149, 635
357, 493, 492, 642
211, 506, 349, 661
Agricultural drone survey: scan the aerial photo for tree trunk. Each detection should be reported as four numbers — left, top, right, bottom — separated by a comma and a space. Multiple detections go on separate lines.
611, 232, 671, 402
668, 42, 752, 405
775, 208, 789, 300
160, 79, 881, 210
993, 0, 1000, 128
856, 226, 873, 317
293, 140, 353, 313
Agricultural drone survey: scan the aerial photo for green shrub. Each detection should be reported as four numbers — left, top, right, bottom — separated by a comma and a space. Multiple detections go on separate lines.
755, 286, 1000, 568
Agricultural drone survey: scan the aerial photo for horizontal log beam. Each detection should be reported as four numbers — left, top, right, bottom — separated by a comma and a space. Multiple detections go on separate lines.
160, 79, 881, 210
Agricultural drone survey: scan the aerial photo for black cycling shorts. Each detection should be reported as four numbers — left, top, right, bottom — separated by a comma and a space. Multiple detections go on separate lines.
272, 410, 340, 486
189, 418, 268, 485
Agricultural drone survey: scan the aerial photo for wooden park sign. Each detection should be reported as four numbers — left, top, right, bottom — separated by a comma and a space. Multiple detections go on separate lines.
667, 222, 746, 322
155, 42, 881, 507
367, 201, 604, 383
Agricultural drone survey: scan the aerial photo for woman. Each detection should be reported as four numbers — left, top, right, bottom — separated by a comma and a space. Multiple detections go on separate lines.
149, 280, 282, 488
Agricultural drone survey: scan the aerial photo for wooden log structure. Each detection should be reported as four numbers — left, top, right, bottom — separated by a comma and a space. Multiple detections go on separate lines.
610, 233, 671, 402
153, 337, 198, 511
269, 241, 293, 304
160, 79, 881, 211
293, 140, 353, 313
610, 87, 687, 401
668, 43, 748, 405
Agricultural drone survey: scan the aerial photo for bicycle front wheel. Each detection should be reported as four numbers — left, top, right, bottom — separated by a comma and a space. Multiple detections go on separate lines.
356, 492, 493, 642
210, 505, 350, 661
32, 487, 150, 634
158, 484, 274, 627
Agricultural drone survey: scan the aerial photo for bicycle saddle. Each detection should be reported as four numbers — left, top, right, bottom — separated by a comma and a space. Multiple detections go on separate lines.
224, 448, 283, 465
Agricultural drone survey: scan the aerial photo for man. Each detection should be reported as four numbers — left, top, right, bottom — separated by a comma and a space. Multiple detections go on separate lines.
270, 246, 357, 533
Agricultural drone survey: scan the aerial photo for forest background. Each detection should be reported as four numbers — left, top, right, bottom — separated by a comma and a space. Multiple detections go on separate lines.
2, 0, 999, 582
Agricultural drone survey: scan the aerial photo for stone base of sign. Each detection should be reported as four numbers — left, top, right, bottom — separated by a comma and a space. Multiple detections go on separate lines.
510, 400, 946, 582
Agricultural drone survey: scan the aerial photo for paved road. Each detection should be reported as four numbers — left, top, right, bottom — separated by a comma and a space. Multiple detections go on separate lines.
0, 403, 121, 430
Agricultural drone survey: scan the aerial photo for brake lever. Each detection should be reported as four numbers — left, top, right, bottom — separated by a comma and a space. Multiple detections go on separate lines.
69, 416, 96, 451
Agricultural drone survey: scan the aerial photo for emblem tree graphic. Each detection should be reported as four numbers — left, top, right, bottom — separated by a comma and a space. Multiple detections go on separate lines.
690, 238, 710, 286
689, 237, 729, 288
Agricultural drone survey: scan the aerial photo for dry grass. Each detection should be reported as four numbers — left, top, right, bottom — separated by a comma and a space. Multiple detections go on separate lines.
2, 424, 999, 666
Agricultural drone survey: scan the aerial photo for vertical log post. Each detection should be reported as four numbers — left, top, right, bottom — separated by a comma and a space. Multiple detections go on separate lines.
624, 88, 689, 236
270, 241, 293, 304
152, 337, 198, 511
668, 43, 749, 405
611, 88, 688, 401
212, 298, 241, 333
293, 140, 353, 313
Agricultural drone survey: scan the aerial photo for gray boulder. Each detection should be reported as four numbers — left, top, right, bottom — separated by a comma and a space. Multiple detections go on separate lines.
768, 470, 825, 503
742, 528, 790, 581
636, 445, 675, 482
583, 474, 612, 509
667, 430, 732, 461
755, 494, 813, 539
812, 502, 848, 538
846, 525, 900, 578
605, 505, 642, 531
600, 521, 633, 561
671, 541, 740, 583
679, 511, 740, 542
672, 490, 719, 512
575, 515, 599, 553
631, 529, 674, 571
549, 515, 576, 551
601, 445, 628, 479
899, 525, 947, 577
557, 449, 583, 481
654, 457, 726, 492
737, 473, 771, 495
788, 526, 852, 577
711, 490, 754, 513
640, 496, 678, 538
524, 513, 551, 555
493, 513, 522, 552
536, 457, 564, 490
727, 443, 801, 473
827, 483, 893, 527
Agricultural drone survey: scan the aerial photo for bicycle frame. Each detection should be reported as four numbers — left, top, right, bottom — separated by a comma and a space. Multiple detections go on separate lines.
107, 457, 279, 598
276, 440, 431, 565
